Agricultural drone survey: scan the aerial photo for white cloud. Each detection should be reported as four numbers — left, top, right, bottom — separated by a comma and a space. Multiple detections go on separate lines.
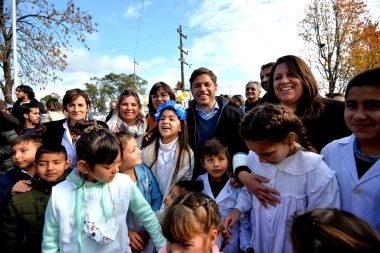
124, 0, 153, 18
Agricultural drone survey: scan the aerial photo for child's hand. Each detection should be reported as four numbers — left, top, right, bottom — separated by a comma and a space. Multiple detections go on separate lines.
246, 247, 254, 253
137, 230, 150, 246
128, 228, 144, 251
11, 180, 32, 196
223, 208, 240, 238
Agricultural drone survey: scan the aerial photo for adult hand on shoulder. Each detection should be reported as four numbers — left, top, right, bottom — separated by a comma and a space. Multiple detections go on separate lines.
128, 228, 144, 251
238, 171, 280, 209
11, 180, 32, 196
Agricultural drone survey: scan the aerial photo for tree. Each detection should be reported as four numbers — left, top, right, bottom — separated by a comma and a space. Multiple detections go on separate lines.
40, 92, 61, 104
84, 73, 147, 112
0, 0, 97, 104
298, 0, 379, 92
349, 22, 380, 76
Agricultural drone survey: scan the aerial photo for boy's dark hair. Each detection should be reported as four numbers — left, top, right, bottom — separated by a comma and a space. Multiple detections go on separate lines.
16, 85, 35, 100
12, 134, 43, 148
20, 103, 40, 116
175, 180, 204, 195
35, 144, 68, 162
346, 67, 380, 98
200, 137, 231, 163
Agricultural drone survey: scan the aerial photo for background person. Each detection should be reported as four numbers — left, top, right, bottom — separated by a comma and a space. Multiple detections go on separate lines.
11, 85, 46, 122
241, 81, 261, 113
105, 100, 117, 122
146, 82, 175, 132
0, 99, 17, 173
40, 98, 66, 124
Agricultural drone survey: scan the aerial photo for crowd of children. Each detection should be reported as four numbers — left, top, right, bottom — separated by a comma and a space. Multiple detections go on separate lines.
0, 67, 380, 253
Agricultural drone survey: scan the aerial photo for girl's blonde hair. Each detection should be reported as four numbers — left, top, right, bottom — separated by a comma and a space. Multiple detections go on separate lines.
162, 192, 228, 247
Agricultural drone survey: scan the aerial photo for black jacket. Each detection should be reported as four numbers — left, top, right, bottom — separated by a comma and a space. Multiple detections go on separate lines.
11, 98, 46, 123
186, 96, 249, 179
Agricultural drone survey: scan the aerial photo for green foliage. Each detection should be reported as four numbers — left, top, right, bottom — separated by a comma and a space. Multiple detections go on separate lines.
40, 92, 61, 104
84, 73, 147, 112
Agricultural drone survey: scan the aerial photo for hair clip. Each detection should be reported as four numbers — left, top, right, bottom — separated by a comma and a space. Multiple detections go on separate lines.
154, 100, 187, 122
83, 121, 103, 133
205, 198, 210, 205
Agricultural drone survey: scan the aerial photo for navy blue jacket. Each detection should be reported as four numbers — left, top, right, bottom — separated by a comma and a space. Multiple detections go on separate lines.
0, 166, 33, 210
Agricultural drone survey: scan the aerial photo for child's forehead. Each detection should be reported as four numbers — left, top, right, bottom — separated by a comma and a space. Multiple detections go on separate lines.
12, 141, 39, 150
38, 153, 66, 160
346, 85, 380, 99
204, 151, 227, 157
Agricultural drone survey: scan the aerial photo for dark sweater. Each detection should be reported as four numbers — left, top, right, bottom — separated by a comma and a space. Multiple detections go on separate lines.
187, 97, 249, 179
301, 98, 351, 152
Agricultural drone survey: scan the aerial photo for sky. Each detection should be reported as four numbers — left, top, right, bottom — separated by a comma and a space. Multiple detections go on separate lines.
7, 0, 380, 103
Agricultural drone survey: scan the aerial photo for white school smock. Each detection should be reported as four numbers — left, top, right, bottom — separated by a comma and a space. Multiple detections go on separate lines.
235, 148, 340, 253
197, 174, 251, 253
42, 172, 165, 253
321, 135, 380, 233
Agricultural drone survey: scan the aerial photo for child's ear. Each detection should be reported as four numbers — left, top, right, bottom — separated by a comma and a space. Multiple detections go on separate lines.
287, 132, 296, 146
64, 159, 70, 170
77, 160, 89, 174
208, 228, 218, 248
200, 159, 206, 170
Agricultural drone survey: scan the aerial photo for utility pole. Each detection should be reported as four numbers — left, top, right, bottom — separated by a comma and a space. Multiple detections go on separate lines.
177, 25, 190, 89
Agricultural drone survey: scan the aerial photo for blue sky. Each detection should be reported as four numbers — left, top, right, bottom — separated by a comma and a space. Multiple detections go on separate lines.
14, 0, 380, 101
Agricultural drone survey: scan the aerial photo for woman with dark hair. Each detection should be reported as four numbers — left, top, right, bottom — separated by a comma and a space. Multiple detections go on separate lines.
291, 208, 380, 253
107, 89, 148, 147
146, 82, 175, 132
235, 55, 351, 208
43, 89, 94, 167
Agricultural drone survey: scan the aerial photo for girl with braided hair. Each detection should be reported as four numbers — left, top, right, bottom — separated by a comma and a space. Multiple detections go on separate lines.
224, 104, 341, 253
159, 192, 229, 253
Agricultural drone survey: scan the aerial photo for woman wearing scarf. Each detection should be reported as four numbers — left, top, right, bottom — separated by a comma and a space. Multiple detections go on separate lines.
107, 90, 147, 147
43, 89, 92, 168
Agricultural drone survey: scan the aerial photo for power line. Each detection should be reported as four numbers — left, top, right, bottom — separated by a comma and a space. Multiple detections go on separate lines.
134, 0, 145, 60
135, 61, 158, 81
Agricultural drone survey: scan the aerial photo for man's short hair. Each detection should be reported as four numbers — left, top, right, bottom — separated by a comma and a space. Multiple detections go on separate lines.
189, 67, 217, 87
20, 103, 40, 116
12, 134, 43, 148
260, 62, 275, 73
246, 81, 261, 89
16, 85, 35, 100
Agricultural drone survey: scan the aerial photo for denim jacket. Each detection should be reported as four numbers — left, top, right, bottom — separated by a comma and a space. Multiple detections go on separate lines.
134, 164, 162, 212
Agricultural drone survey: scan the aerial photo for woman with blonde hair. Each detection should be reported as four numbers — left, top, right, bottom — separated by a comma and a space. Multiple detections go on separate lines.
40, 98, 66, 123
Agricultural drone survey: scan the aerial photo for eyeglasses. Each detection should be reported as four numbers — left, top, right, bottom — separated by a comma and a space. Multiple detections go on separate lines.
150, 92, 169, 100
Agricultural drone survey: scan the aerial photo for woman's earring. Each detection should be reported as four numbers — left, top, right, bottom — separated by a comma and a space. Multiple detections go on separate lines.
84, 171, 89, 174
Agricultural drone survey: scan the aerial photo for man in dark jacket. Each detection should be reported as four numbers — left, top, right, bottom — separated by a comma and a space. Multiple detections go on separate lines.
186, 67, 249, 180
1, 144, 70, 253
0, 99, 18, 173
11, 85, 46, 122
